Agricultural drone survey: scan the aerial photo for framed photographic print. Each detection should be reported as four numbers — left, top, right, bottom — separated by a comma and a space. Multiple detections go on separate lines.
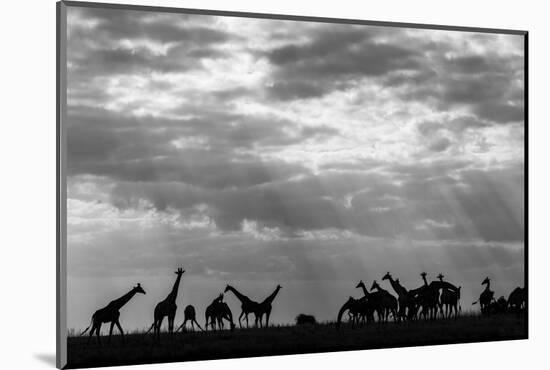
56, 1, 527, 368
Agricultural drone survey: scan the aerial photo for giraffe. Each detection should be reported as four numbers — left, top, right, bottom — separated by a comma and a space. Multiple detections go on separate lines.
438, 273, 462, 318
205, 294, 225, 330
147, 268, 185, 339
175, 305, 203, 332
213, 302, 235, 331
355, 280, 384, 322
256, 285, 282, 328
204, 293, 234, 331
416, 272, 440, 320
437, 273, 461, 318
336, 296, 367, 329
507, 286, 526, 315
382, 272, 410, 321
80, 283, 146, 345
472, 277, 494, 314
224, 284, 261, 328
370, 280, 398, 322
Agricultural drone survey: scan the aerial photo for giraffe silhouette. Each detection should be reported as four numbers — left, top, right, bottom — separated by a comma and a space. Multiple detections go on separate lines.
224, 284, 261, 328
355, 280, 385, 322
336, 296, 362, 329
205, 293, 224, 330
204, 293, 234, 331
256, 285, 282, 327
472, 277, 494, 314
382, 272, 410, 321
507, 286, 526, 314
146, 268, 185, 339
437, 274, 461, 318
413, 272, 440, 320
175, 305, 203, 332
370, 280, 398, 322
80, 283, 146, 345
213, 301, 235, 331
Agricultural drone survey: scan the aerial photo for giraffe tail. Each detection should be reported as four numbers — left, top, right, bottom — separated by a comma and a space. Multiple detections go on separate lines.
79, 318, 93, 336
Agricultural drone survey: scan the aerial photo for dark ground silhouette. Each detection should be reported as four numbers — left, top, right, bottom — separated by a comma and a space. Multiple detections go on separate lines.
66, 313, 526, 369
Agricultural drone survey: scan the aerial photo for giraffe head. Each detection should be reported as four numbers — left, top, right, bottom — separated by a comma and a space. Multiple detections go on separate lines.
421, 272, 427, 279
382, 272, 392, 281
134, 283, 146, 295
276, 284, 282, 290
355, 280, 365, 289
482, 277, 491, 285
437, 273, 444, 281
370, 280, 379, 291
175, 268, 185, 276
224, 284, 231, 293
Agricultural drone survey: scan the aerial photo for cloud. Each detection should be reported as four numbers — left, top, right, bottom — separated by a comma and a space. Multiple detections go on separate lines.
265, 25, 420, 100
65, 9, 525, 326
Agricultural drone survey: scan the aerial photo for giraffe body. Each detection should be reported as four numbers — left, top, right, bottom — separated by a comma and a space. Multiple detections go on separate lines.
149, 268, 185, 339
224, 285, 261, 328
81, 284, 146, 345
256, 285, 282, 327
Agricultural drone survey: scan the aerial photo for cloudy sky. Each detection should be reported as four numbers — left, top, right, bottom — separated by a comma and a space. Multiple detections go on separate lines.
66, 6, 525, 330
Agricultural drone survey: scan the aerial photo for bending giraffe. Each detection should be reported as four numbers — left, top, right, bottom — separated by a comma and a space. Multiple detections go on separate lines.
80, 283, 146, 345
256, 285, 282, 327
213, 302, 235, 331
204, 293, 234, 331
224, 284, 261, 328
146, 268, 185, 339
175, 305, 203, 332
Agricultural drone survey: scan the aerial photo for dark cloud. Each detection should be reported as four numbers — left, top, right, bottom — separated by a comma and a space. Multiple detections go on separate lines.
265, 26, 420, 100
107, 158, 523, 243
67, 7, 235, 81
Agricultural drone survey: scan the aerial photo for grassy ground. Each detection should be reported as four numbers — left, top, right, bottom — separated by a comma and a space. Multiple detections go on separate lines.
66, 313, 526, 369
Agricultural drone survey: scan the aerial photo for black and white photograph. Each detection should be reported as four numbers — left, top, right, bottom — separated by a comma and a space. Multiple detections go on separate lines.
58, 1, 526, 368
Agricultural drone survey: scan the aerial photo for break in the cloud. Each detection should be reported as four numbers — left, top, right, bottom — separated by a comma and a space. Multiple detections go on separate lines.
66, 6, 525, 329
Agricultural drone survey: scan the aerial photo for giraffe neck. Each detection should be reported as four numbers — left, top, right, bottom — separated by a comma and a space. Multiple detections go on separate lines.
110, 288, 137, 310
359, 284, 370, 297
422, 276, 428, 286
227, 286, 251, 303
167, 274, 183, 302
388, 277, 407, 295
262, 286, 281, 305
373, 285, 385, 293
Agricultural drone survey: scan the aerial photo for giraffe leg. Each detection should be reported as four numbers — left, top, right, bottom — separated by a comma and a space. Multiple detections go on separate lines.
87, 324, 96, 345
96, 323, 102, 346
115, 320, 125, 344
157, 317, 164, 340
238, 311, 244, 328
175, 319, 184, 333
168, 314, 175, 335
193, 319, 203, 331
109, 322, 115, 343
266, 310, 271, 328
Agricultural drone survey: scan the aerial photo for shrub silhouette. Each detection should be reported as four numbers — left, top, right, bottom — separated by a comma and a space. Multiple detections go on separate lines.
295, 314, 317, 325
